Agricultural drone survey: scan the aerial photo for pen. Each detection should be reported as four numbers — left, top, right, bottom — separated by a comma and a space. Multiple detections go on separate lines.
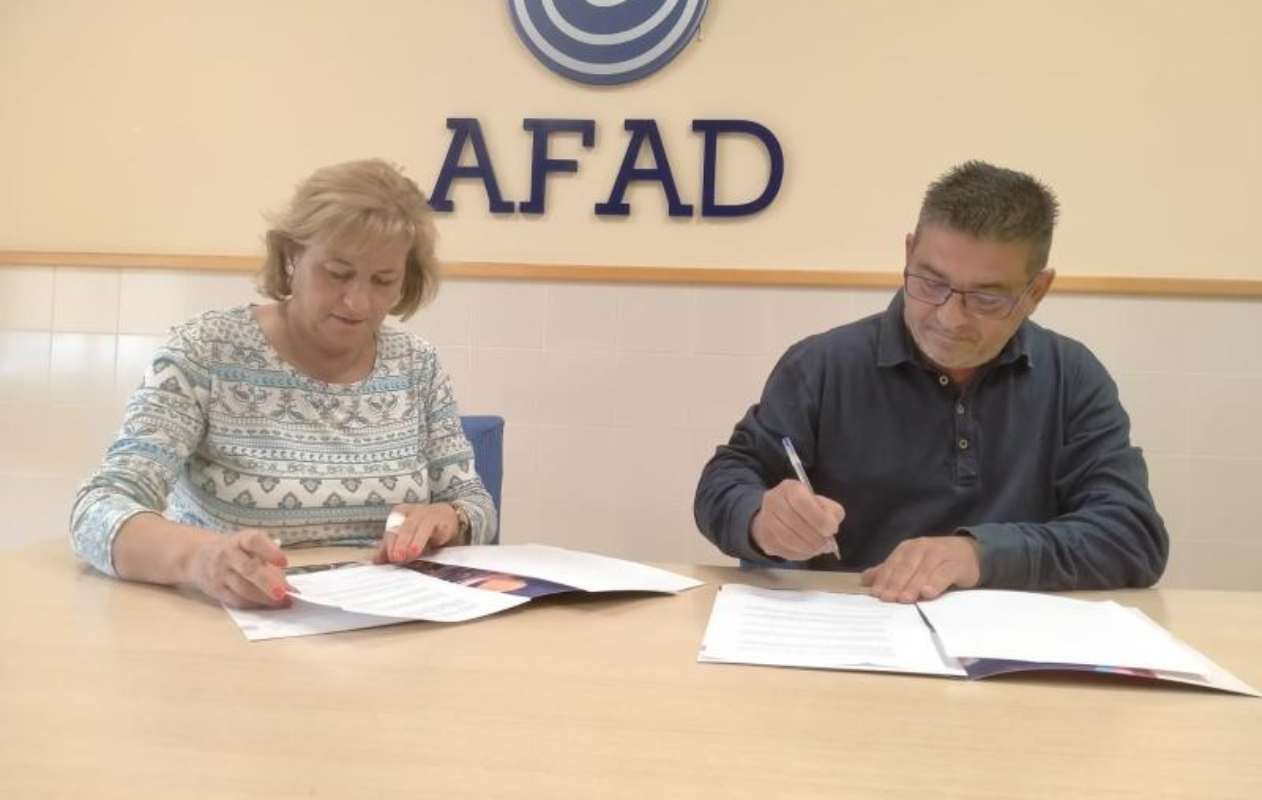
781, 436, 841, 559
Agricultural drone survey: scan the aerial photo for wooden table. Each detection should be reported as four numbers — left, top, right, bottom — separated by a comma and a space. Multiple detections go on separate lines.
2, 539, 1259, 799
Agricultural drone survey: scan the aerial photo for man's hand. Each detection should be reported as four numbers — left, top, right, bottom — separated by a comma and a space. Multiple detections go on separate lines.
750, 479, 845, 561
860, 535, 981, 603
374, 503, 461, 564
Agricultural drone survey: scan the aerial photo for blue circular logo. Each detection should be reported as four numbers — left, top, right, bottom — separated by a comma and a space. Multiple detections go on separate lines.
508, 0, 709, 86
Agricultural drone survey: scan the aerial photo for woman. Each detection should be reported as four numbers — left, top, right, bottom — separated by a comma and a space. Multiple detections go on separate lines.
70, 159, 496, 608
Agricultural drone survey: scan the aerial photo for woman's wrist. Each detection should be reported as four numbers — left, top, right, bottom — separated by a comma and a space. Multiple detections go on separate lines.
448, 502, 472, 544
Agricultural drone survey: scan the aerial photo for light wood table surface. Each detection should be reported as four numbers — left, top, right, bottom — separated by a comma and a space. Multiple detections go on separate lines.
2, 539, 1259, 799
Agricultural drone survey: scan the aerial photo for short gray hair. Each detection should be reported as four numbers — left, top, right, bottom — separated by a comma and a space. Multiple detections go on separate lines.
916, 161, 1059, 275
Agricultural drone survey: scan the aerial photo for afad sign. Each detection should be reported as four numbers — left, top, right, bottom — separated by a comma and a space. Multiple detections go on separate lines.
430, 1, 783, 219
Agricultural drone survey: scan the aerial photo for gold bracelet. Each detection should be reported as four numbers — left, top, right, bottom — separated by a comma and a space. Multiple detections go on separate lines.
452, 503, 472, 543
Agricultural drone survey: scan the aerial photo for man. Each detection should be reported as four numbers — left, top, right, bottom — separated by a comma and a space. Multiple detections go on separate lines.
693, 161, 1168, 603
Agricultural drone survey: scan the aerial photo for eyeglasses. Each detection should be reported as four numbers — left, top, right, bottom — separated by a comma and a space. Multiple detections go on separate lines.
903, 269, 1037, 320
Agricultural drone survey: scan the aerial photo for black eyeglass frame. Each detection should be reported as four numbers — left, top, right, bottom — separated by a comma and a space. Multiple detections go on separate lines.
902, 269, 1040, 320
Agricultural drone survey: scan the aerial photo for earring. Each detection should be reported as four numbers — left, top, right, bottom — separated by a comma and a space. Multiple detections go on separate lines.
285, 259, 295, 276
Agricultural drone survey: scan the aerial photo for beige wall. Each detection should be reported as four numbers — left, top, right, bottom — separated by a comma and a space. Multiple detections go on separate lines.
2, 3, 1261, 587
2, 0, 1260, 277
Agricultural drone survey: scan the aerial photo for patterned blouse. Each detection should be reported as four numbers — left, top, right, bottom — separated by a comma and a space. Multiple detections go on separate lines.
71, 305, 496, 576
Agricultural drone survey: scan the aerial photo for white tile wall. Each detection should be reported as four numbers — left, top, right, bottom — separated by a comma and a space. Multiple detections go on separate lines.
468, 347, 545, 426
1188, 377, 1262, 459
1183, 298, 1262, 377
687, 354, 772, 429
537, 349, 620, 427
182, 271, 259, 319
1, 330, 52, 405
118, 269, 189, 334
546, 283, 620, 351
616, 285, 693, 353
0, 266, 54, 330
405, 280, 472, 346
470, 281, 546, 348
1032, 295, 1195, 374
1114, 373, 1190, 455
761, 287, 852, 354
49, 333, 116, 407
534, 425, 619, 552
53, 268, 120, 333
612, 352, 693, 429
691, 286, 766, 355
3, 265, 1260, 589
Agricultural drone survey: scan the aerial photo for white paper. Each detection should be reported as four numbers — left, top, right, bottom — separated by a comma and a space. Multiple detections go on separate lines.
226, 596, 410, 642
1117, 607, 1260, 696
288, 564, 529, 621
420, 543, 703, 594
698, 584, 965, 676
917, 590, 1207, 674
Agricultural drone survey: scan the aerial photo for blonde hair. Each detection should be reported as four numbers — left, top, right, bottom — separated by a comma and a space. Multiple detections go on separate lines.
259, 159, 439, 320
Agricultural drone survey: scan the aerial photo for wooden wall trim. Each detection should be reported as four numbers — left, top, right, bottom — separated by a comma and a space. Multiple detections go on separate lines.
2, 250, 1261, 298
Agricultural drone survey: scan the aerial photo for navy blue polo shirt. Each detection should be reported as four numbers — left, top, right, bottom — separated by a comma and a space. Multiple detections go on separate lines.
693, 292, 1168, 590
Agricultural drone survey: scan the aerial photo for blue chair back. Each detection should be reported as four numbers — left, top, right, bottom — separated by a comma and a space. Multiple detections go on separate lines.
460, 415, 504, 544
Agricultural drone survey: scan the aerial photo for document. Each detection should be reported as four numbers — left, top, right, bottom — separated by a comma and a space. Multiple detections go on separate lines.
226, 597, 411, 641
226, 544, 702, 641
916, 590, 1205, 673
288, 564, 530, 621
699, 584, 965, 677
699, 585, 1258, 696
423, 543, 704, 593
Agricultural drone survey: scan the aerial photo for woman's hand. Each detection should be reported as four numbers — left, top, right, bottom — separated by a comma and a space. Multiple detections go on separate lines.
186, 528, 295, 608
374, 503, 460, 564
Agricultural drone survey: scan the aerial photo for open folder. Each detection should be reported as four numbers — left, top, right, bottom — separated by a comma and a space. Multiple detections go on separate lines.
698, 585, 1258, 696
227, 544, 703, 641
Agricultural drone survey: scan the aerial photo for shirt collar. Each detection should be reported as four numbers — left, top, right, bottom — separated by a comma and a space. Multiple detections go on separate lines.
875, 290, 1034, 370
876, 291, 916, 368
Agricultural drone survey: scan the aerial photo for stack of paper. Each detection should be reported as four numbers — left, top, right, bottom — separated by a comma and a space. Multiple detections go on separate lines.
227, 544, 702, 641
699, 585, 1258, 696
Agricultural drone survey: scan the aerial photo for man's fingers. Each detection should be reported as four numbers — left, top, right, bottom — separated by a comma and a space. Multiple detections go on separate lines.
814, 496, 846, 530
758, 516, 815, 561
778, 481, 838, 537
765, 504, 830, 560
865, 538, 982, 602
874, 545, 927, 603
769, 486, 837, 552
893, 558, 935, 603
918, 561, 959, 601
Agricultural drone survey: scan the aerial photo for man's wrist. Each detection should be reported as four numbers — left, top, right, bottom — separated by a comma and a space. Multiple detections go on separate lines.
953, 529, 984, 585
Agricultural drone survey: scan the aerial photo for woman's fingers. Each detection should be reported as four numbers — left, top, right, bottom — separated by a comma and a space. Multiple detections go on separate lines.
220, 568, 279, 608
229, 536, 291, 601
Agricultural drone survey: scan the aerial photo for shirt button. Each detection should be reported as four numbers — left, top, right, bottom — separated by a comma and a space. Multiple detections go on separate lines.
958, 438, 970, 450
956, 403, 965, 415
938, 375, 949, 386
